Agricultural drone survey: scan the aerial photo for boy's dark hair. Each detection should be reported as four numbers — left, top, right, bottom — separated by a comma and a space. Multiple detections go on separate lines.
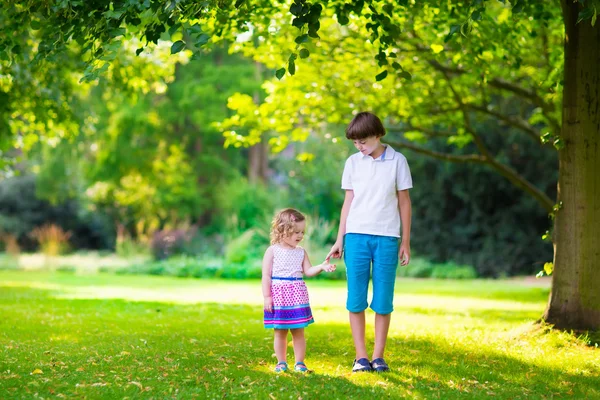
345, 112, 386, 140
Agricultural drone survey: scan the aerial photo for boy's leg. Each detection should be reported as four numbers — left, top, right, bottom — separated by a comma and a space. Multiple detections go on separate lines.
370, 236, 399, 360
349, 311, 368, 359
373, 313, 391, 359
274, 329, 288, 362
344, 234, 372, 360
290, 328, 306, 363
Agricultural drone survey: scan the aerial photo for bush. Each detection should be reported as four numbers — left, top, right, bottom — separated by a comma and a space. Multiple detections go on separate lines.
397, 257, 478, 279
151, 226, 197, 260
111, 255, 263, 280
0, 175, 115, 251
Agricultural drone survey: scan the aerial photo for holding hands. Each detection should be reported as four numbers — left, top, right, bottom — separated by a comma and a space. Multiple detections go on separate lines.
326, 241, 343, 261
320, 260, 336, 273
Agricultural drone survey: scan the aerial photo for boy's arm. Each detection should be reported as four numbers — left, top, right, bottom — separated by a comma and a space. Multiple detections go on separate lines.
302, 250, 336, 277
327, 190, 354, 259
398, 189, 412, 266
262, 247, 274, 311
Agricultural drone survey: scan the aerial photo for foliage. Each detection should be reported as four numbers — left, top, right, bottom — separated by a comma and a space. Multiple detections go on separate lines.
408, 133, 556, 277
397, 258, 478, 279
213, 177, 277, 236
0, 175, 115, 251
2, 271, 599, 399
29, 224, 71, 256
150, 226, 198, 260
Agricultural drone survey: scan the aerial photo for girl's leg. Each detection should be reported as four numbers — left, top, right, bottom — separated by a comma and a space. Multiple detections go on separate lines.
290, 328, 306, 363
274, 329, 288, 362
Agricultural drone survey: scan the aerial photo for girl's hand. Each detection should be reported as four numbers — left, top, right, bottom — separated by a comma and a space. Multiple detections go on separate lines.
264, 296, 274, 313
326, 241, 343, 260
321, 261, 336, 273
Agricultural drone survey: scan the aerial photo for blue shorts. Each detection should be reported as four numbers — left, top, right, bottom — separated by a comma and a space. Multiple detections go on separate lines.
344, 233, 399, 314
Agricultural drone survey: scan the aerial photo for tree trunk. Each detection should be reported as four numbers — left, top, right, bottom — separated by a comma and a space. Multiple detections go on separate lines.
248, 60, 268, 183
543, 2, 600, 330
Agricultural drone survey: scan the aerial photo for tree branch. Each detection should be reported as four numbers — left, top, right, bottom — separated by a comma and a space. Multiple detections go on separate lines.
386, 139, 486, 163
465, 103, 542, 142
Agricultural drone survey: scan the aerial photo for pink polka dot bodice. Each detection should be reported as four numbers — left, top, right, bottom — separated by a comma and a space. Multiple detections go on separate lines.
271, 244, 304, 278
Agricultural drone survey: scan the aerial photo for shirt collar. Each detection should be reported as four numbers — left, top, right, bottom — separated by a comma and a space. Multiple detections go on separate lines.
360, 144, 396, 161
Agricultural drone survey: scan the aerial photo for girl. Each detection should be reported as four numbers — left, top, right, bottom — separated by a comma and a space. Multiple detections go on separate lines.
262, 208, 336, 373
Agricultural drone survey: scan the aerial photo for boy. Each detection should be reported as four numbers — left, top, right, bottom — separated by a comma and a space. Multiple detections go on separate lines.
327, 111, 412, 373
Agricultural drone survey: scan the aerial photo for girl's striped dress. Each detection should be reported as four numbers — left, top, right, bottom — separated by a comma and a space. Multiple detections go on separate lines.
264, 244, 314, 329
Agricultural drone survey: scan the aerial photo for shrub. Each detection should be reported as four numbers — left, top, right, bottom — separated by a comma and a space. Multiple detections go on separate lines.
151, 226, 197, 260
30, 224, 71, 256
397, 257, 478, 279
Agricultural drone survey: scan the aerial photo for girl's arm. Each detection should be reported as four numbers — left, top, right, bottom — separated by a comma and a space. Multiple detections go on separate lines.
302, 250, 336, 277
398, 189, 412, 266
262, 246, 274, 312
327, 189, 354, 259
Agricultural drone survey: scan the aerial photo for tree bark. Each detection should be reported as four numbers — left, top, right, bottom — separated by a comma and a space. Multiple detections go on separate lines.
248, 60, 268, 183
543, 2, 600, 330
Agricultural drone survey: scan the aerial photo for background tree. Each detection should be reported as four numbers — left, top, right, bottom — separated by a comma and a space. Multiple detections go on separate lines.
1, 0, 598, 330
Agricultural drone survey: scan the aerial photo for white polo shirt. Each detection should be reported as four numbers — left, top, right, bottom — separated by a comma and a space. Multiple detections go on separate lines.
341, 145, 412, 238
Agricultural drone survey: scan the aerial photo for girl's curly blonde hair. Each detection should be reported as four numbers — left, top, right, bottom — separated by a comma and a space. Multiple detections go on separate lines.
270, 208, 305, 245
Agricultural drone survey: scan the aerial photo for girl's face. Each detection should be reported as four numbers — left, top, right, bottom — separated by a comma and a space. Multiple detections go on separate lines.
282, 220, 305, 248
353, 136, 381, 156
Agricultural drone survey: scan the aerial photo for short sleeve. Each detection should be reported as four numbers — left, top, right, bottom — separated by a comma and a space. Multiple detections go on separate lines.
396, 155, 413, 190
341, 157, 353, 190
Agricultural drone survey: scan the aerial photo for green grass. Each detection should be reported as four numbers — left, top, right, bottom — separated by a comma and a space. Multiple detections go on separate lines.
0, 271, 598, 399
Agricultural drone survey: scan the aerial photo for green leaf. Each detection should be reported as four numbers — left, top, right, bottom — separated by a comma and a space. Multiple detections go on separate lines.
235, 0, 244, 8
391, 62, 402, 70
299, 48, 310, 59
543, 262, 554, 275
168, 23, 181, 36
109, 28, 126, 38
31, 20, 41, 30
294, 34, 309, 44
290, 3, 303, 16
398, 70, 412, 80
512, 1, 524, 13
195, 34, 210, 47
136, 47, 144, 56
292, 17, 307, 28
288, 57, 296, 75
170, 40, 186, 54
275, 68, 286, 80
445, 25, 461, 42
375, 70, 388, 81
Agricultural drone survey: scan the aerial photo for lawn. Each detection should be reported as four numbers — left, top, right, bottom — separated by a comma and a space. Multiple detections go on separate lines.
0, 271, 598, 399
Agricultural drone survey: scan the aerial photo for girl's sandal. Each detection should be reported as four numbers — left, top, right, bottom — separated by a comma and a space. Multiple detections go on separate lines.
274, 361, 288, 373
294, 361, 312, 373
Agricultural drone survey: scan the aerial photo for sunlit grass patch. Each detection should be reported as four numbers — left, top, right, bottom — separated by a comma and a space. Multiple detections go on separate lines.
0, 271, 598, 399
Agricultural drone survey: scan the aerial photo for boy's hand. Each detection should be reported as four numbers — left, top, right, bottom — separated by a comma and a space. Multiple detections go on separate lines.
326, 241, 343, 260
321, 261, 336, 273
399, 243, 411, 266
264, 296, 274, 313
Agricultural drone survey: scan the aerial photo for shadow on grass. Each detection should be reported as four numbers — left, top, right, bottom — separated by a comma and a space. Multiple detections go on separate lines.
1, 285, 598, 399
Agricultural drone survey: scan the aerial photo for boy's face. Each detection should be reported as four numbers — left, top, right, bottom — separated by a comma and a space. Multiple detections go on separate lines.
353, 136, 381, 156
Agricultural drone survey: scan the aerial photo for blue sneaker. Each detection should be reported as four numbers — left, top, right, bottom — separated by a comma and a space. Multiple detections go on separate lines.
371, 358, 390, 372
352, 358, 372, 373
274, 361, 288, 373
